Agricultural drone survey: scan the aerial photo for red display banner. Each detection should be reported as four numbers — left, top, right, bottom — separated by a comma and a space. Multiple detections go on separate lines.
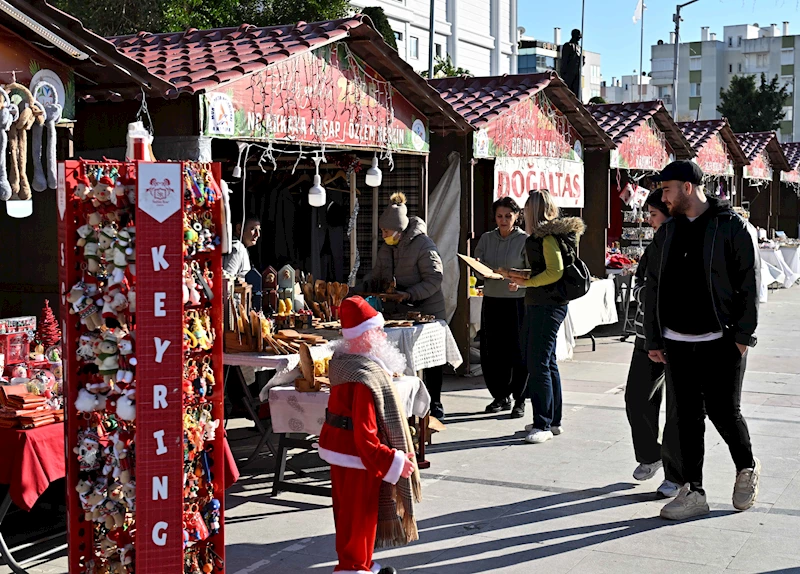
782, 169, 800, 183
610, 119, 672, 171
695, 132, 734, 177
473, 91, 582, 160
200, 43, 428, 153
494, 156, 584, 208
744, 151, 772, 181
135, 162, 184, 573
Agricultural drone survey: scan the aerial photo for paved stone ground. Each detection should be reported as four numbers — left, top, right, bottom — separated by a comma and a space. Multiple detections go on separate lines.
5, 287, 800, 574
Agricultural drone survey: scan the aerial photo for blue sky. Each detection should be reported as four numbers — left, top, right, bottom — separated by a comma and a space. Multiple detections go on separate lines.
519, 0, 800, 81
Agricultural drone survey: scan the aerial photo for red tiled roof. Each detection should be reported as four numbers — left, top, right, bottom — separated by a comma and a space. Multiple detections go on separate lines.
107, 16, 471, 133
678, 119, 748, 167
112, 19, 360, 97
782, 142, 800, 171
429, 72, 614, 151
735, 131, 791, 171
588, 101, 694, 159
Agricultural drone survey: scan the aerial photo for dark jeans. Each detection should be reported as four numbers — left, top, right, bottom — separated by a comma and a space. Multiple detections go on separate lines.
522, 304, 568, 430
664, 336, 754, 494
424, 365, 443, 406
624, 346, 682, 484
480, 297, 528, 402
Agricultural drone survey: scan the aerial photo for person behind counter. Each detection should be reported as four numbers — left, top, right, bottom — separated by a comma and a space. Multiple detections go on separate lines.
223, 213, 261, 277
507, 189, 585, 445
364, 192, 447, 420
474, 197, 529, 419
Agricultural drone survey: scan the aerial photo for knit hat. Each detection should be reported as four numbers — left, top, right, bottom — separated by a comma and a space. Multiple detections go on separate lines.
379, 192, 409, 233
340, 296, 385, 339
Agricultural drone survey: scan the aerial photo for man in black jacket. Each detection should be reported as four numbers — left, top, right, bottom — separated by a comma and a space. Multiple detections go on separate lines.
644, 160, 761, 520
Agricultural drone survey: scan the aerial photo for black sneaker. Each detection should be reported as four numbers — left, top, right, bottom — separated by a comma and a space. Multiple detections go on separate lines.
510, 399, 525, 419
485, 398, 510, 413
378, 567, 398, 574
430, 403, 445, 420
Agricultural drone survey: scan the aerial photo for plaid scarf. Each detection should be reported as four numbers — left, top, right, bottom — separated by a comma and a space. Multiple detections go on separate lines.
329, 353, 422, 548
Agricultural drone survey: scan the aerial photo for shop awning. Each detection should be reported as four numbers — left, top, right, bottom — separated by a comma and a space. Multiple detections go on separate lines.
781, 142, 800, 183
736, 131, 790, 180
429, 72, 614, 152
679, 119, 748, 169
0, 0, 174, 101
588, 101, 694, 163
106, 16, 471, 136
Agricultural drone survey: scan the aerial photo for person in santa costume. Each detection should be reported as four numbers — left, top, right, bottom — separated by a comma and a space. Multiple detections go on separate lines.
319, 296, 422, 574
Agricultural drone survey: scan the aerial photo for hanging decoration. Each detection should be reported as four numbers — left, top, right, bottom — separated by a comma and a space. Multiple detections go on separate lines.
5, 82, 44, 200
0, 87, 13, 201
610, 118, 671, 171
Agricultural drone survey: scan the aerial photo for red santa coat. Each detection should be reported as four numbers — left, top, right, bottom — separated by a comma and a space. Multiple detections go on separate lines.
319, 382, 405, 484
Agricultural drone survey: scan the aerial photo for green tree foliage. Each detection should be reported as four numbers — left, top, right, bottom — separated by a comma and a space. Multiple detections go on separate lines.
420, 55, 472, 79
717, 73, 788, 133
360, 6, 397, 51
588, 96, 606, 104
52, 0, 352, 37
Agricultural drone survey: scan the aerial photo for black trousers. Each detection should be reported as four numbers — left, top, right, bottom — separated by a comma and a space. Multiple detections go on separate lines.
624, 346, 682, 484
480, 297, 528, 402
664, 336, 755, 494
424, 365, 443, 406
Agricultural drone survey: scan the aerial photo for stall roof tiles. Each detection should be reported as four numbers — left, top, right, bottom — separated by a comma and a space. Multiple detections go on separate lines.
429, 72, 615, 151
588, 101, 694, 159
678, 119, 749, 167
107, 16, 471, 133
735, 131, 791, 172
782, 142, 800, 171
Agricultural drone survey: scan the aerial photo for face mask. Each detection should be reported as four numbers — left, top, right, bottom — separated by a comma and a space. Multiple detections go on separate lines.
384, 232, 400, 246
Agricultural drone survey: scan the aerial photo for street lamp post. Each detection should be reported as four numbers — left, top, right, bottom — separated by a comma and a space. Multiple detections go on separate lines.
672, 0, 700, 118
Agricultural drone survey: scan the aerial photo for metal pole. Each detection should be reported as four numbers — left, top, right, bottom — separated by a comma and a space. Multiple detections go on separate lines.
639, 4, 645, 101
673, 1, 700, 118
428, 0, 436, 78
580, 0, 585, 100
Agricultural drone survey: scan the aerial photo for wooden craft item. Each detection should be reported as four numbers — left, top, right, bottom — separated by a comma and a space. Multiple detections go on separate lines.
458, 254, 504, 280
263, 265, 278, 313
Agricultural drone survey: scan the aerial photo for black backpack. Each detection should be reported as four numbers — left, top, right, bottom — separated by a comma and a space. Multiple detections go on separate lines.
555, 237, 591, 301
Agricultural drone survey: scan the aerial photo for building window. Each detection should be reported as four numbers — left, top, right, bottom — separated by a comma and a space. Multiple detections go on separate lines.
728, 37, 733, 47
394, 31, 404, 42
624, 83, 628, 90
689, 56, 702, 71
737, 36, 742, 47
435, 43, 442, 58
738, 63, 742, 72
690, 83, 701, 97
410, 36, 419, 59
729, 64, 733, 73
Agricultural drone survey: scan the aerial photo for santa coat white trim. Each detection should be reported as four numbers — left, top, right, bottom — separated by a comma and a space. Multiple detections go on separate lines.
341, 314, 384, 340
319, 447, 405, 485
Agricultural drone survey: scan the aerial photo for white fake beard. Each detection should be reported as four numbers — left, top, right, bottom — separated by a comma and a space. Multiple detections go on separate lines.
332, 328, 408, 376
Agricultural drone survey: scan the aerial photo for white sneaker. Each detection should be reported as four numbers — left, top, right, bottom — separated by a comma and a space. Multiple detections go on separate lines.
657, 480, 681, 498
525, 429, 553, 444
660, 484, 710, 520
633, 460, 663, 481
550, 425, 564, 436
733, 457, 761, 511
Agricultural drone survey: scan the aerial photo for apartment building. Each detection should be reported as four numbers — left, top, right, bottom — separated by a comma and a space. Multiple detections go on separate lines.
651, 22, 796, 141
602, 74, 658, 104
349, 0, 518, 76
517, 28, 602, 103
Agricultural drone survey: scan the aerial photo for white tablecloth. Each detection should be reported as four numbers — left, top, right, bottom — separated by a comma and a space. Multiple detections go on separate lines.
779, 245, 800, 275
759, 248, 800, 288
468, 278, 619, 362
268, 376, 431, 434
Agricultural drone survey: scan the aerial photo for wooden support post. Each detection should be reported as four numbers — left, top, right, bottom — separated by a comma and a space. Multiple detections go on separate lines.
583, 150, 611, 277
372, 185, 379, 266
350, 172, 357, 284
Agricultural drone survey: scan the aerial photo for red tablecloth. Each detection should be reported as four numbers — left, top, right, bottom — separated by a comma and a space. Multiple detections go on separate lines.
0, 423, 65, 512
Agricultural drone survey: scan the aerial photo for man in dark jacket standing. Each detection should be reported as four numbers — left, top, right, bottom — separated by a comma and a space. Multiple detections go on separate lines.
560, 29, 583, 98
645, 160, 761, 520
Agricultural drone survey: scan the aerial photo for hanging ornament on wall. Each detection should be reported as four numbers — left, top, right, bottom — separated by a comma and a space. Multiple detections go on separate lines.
0, 87, 14, 201
5, 82, 43, 200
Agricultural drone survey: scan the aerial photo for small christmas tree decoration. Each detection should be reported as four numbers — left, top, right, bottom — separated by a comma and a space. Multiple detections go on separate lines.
36, 299, 61, 349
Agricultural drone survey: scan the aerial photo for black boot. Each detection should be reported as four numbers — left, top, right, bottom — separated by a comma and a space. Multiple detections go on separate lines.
378, 567, 398, 574
430, 402, 445, 420
510, 399, 525, 419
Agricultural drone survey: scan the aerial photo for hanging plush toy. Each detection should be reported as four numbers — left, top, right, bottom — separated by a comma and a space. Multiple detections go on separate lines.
44, 101, 62, 190
0, 88, 16, 201
31, 102, 46, 192
5, 83, 43, 200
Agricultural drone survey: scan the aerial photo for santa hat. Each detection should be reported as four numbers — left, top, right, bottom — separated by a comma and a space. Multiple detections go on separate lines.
99, 176, 114, 187
340, 296, 384, 340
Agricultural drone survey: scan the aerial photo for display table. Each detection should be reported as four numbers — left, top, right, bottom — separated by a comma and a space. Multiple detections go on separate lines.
469, 278, 619, 361
0, 424, 65, 574
269, 376, 431, 497
760, 248, 800, 288
779, 245, 800, 276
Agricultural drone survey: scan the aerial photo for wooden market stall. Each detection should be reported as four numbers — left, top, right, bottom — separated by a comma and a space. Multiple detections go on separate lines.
735, 131, 791, 234
588, 101, 695, 274
427, 72, 615, 369
780, 142, 800, 238
0, 0, 171, 319
76, 16, 471, 288
679, 119, 749, 201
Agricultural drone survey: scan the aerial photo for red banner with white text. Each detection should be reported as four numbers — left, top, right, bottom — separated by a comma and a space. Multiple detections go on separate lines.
494, 156, 584, 208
